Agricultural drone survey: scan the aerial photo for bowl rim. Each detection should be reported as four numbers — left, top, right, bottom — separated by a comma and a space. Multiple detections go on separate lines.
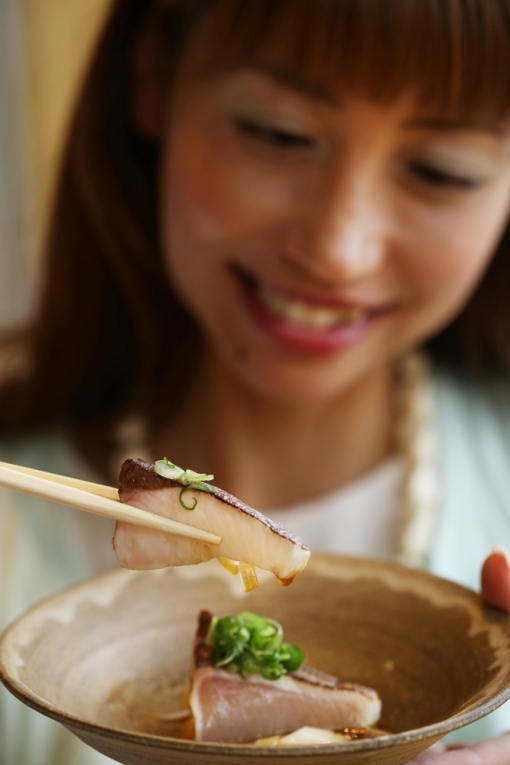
2, 663, 510, 757
1, 559, 510, 758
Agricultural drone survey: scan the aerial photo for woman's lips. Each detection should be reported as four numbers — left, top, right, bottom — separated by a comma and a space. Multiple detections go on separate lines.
233, 266, 392, 355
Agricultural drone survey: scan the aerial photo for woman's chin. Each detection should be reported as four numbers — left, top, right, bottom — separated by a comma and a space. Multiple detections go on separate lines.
222, 348, 372, 404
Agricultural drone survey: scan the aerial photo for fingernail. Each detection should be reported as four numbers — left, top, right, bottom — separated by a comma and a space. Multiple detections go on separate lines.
491, 546, 510, 567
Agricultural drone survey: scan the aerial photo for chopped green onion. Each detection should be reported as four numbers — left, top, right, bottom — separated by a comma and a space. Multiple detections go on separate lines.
154, 458, 216, 510
205, 611, 305, 680
180, 468, 214, 485
179, 486, 198, 510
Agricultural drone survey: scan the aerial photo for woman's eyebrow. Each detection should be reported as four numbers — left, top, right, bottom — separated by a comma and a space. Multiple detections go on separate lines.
405, 116, 502, 134
251, 62, 341, 106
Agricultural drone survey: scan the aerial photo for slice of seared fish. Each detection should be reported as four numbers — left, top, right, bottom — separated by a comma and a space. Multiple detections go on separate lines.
187, 611, 382, 744
114, 459, 310, 584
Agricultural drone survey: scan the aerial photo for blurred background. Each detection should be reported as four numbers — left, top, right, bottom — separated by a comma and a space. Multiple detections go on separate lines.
0, 0, 110, 328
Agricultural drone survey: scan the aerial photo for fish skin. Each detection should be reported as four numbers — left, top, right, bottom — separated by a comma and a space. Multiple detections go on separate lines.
114, 459, 310, 580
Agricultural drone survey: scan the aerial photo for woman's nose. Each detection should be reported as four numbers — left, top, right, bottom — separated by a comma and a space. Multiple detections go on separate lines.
283, 171, 388, 284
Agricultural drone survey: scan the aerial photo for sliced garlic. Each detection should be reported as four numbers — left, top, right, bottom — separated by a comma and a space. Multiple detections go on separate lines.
254, 727, 351, 747
151, 709, 191, 722
239, 561, 259, 592
218, 557, 240, 575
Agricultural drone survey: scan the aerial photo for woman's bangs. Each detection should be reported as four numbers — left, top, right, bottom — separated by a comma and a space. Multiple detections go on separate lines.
207, 0, 510, 126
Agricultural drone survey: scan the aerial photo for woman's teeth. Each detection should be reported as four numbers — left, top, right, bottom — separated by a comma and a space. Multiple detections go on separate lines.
257, 285, 366, 329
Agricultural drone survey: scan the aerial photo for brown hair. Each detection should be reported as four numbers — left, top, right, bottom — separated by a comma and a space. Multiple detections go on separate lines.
2, 0, 510, 462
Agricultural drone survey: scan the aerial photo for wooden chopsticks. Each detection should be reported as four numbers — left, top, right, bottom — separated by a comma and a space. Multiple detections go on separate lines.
0, 460, 120, 499
0, 461, 221, 546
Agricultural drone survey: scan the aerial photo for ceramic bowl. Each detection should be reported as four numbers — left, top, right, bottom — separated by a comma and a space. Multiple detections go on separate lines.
1, 555, 510, 765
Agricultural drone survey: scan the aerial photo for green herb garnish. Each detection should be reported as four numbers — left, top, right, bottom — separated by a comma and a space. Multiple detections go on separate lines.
205, 611, 305, 680
154, 458, 216, 510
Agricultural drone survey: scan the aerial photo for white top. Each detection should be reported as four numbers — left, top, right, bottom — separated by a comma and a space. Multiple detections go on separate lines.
269, 457, 404, 559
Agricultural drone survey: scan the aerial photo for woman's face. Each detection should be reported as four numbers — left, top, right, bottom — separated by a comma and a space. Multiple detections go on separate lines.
158, 40, 510, 401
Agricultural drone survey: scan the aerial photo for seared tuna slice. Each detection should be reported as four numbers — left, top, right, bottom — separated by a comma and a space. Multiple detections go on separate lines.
189, 611, 381, 744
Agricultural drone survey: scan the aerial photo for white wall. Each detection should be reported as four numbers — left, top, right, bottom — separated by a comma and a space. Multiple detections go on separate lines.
0, 0, 110, 329
0, 0, 31, 327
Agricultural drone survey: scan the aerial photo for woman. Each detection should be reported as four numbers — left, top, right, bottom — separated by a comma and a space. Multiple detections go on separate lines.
1, 1, 510, 762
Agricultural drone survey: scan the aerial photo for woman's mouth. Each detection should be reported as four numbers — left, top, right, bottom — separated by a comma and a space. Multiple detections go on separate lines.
258, 284, 366, 329
233, 266, 392, 355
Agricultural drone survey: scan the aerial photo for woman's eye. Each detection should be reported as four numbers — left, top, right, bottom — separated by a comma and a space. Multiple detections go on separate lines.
409, 162, 479, 190
235, 118, 314, 149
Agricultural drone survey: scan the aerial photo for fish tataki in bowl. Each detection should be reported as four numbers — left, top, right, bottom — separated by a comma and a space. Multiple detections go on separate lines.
186, 610, 382, 744
114, 458, 310, 590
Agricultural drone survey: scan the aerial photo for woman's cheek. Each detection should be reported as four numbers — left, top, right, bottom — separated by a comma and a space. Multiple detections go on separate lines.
400, 200, 508, 304
163, 127, 294, 246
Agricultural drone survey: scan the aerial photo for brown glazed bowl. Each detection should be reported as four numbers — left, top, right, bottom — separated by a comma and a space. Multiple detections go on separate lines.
1, 555, 510, 765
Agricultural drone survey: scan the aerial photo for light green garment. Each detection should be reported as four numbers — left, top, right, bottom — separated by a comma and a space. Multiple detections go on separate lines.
1, 370, 510, 763
429, 370, 510, 743
0, 436, 116, 765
